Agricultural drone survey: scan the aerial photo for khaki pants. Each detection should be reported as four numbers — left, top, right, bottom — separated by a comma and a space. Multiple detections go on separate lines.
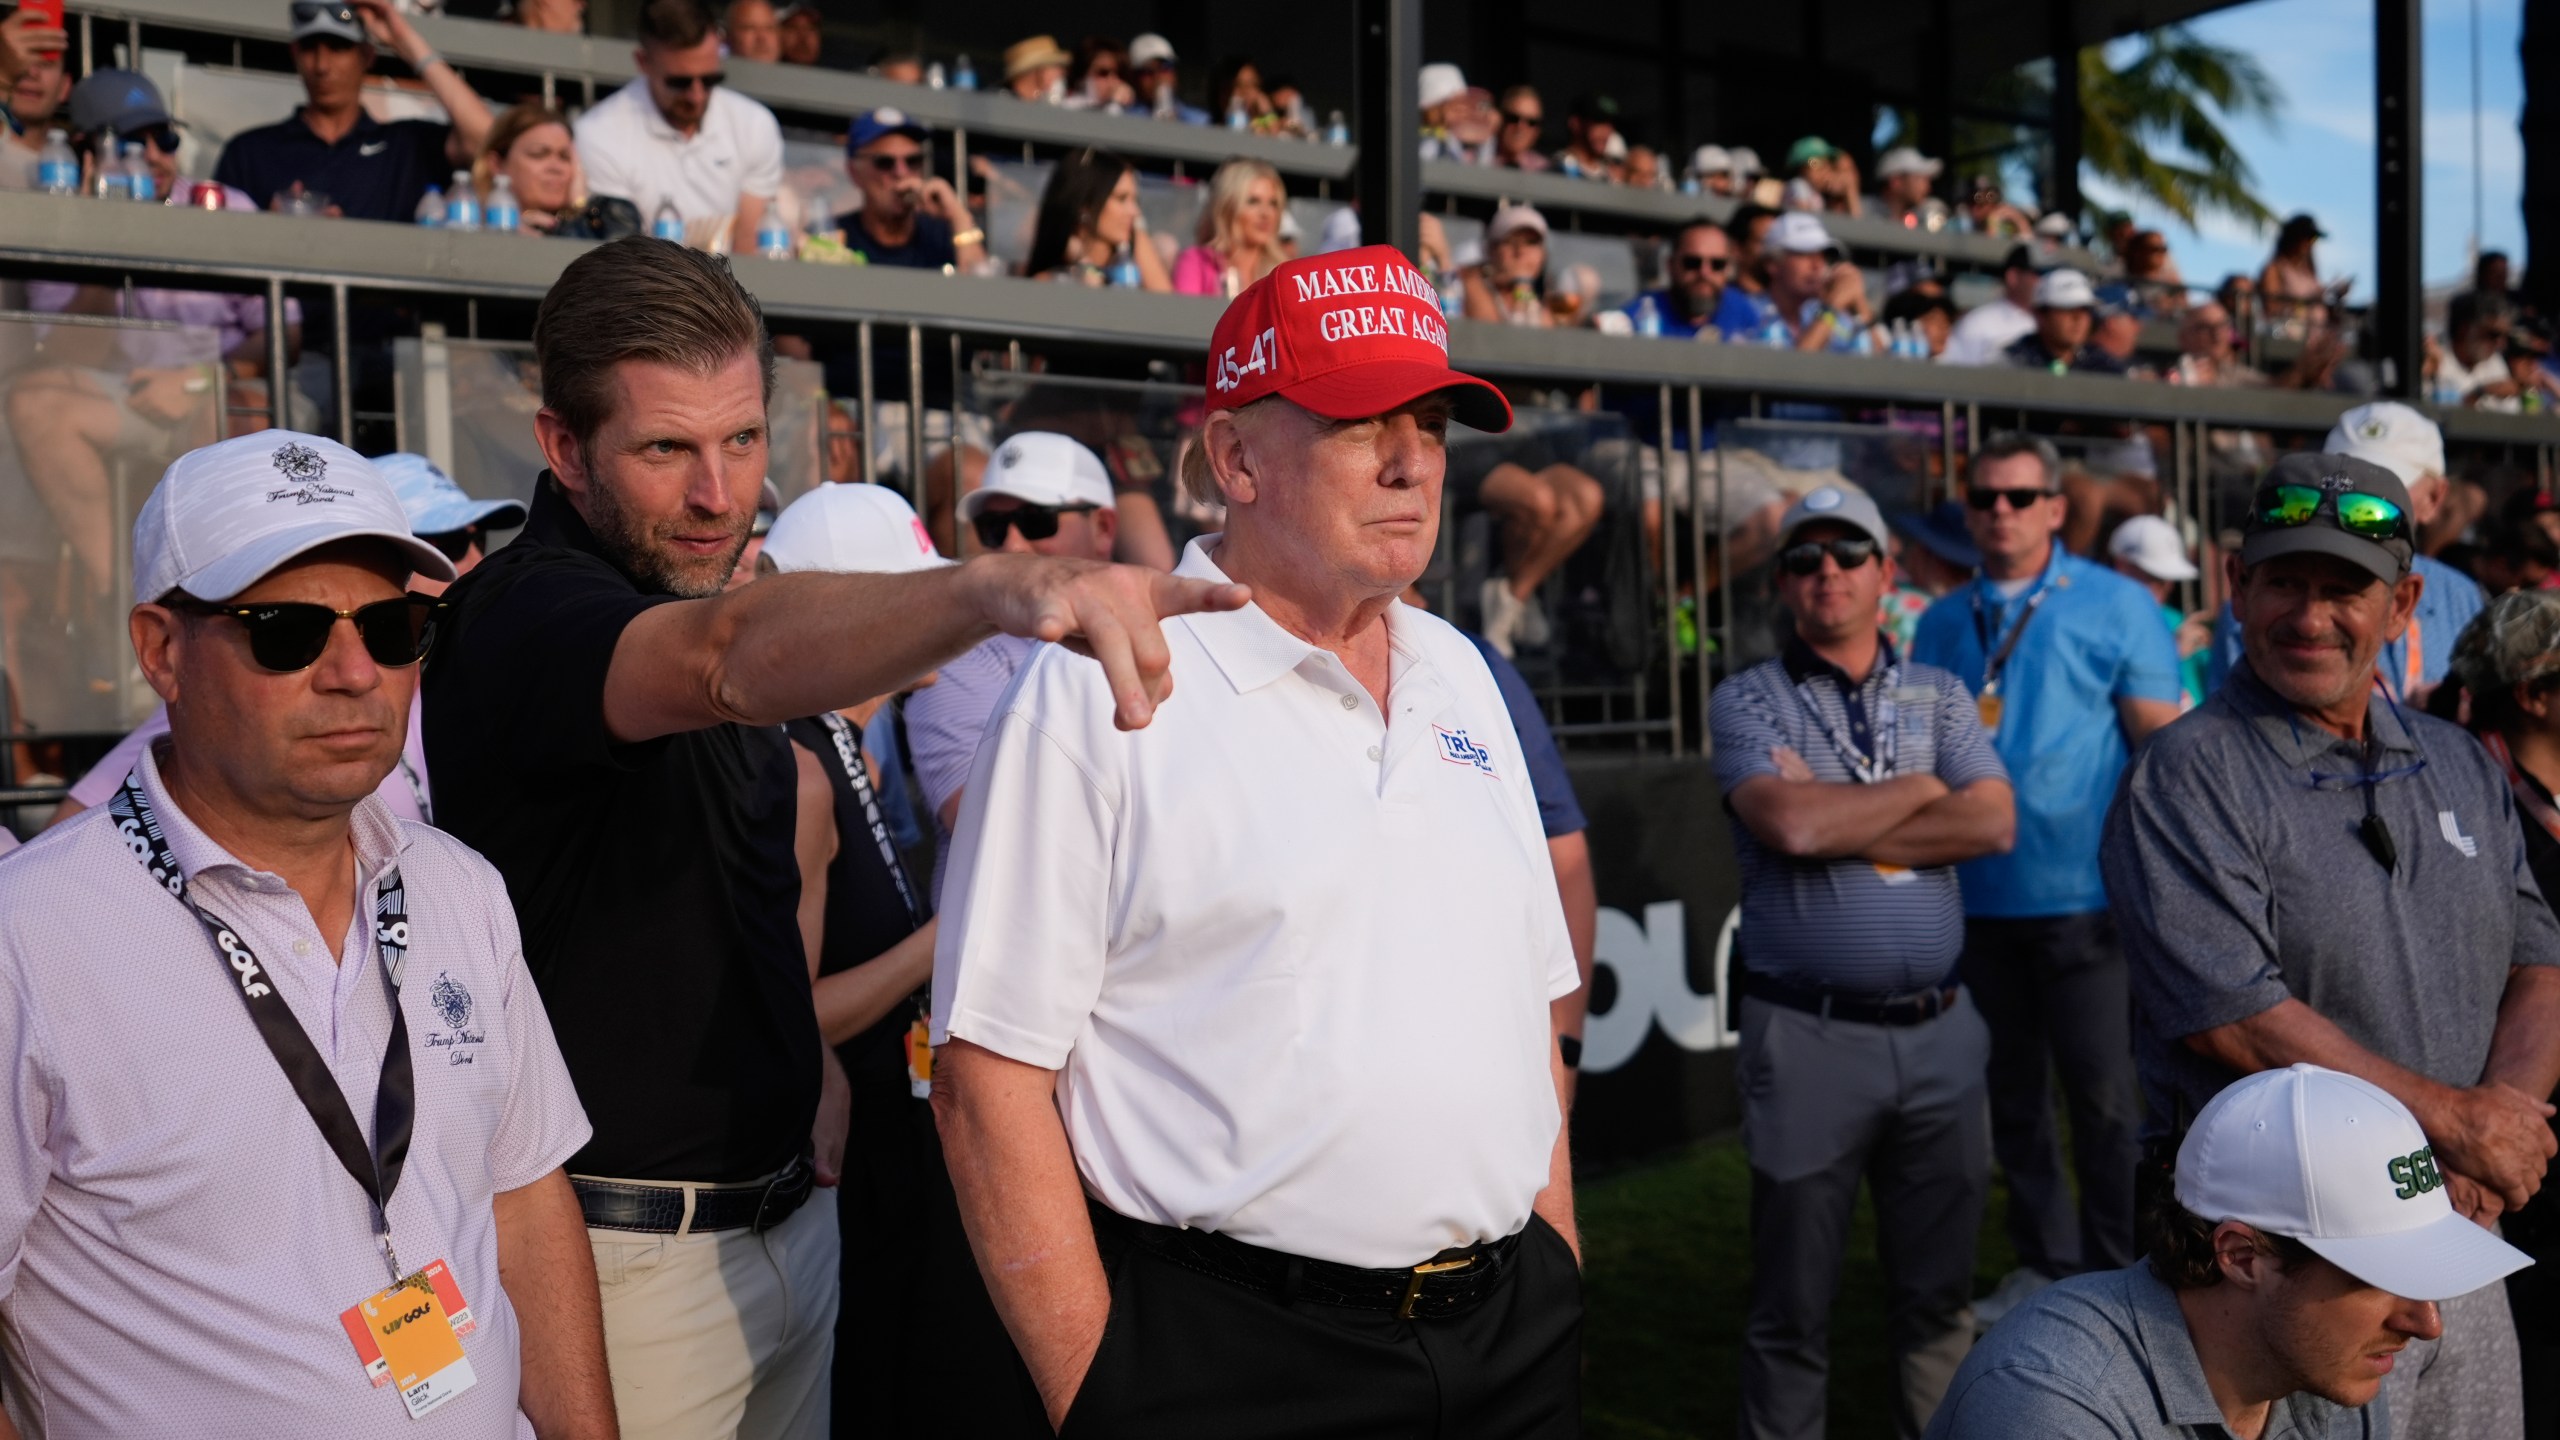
589, 1189, 841, 1440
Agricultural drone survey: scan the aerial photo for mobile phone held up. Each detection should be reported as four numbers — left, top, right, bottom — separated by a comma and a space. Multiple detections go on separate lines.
18, 0, 66, 33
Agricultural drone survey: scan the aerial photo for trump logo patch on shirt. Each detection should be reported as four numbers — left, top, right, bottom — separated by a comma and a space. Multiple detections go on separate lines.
1434, 725, 1498, 777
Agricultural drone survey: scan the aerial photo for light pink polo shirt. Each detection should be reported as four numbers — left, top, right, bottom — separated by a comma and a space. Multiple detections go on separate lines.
0, 743, 590, 1438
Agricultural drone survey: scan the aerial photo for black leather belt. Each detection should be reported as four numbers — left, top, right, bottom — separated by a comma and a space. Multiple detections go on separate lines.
1744, 970, 1961, 1027
1088, 1202, 1521, 1321
572, 1156, 814, 1235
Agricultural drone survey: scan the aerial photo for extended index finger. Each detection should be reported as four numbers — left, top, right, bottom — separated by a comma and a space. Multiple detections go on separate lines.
1149, 573, 1251, 620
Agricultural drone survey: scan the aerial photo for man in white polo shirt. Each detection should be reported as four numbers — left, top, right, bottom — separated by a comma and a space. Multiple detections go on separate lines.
574, 0, 782, 250
933, 245, 1583, 1437
0, 431, 606, 1437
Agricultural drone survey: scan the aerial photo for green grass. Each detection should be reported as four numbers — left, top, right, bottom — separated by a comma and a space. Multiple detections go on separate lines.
1580, 1133, 2021, 1439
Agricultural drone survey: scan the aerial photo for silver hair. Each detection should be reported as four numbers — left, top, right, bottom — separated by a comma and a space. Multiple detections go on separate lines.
1974, 431, 2063, 489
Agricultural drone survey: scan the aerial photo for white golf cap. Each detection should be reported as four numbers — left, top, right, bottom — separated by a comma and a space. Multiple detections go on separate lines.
1487, 202, 1548, 244
764, 482, 953, 575
1688, 144, 1732, 177
1778, 484, 1891, 552
1769, 210, 1841, 258
1729, 145, 1764, 176
958, 432, 1117, 521
133, 431, 455, 605
1875, 146, 1942, 179
2176, 1064, 2533, 1303
1127, 32, 1176, 69
373, 452, 526, 537
2326, 401, 2447, 489
2107, 514, 2199, 582
1417, 63, 1467, 112
2035, 268, 2097, 309
2035, 211, 2076, 239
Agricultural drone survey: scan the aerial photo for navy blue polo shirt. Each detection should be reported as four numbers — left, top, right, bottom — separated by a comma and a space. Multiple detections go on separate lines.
1464, 631, 1586, 838
835, 208, 958, 270
211, 108, 453, 221
1710, 636, 2007, 991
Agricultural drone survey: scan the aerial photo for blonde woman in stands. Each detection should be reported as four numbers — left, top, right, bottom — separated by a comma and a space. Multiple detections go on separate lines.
1172, 159, 1285, 299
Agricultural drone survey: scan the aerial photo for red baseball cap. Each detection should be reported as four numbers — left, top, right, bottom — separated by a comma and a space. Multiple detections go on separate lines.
1205, 244, 1511, 433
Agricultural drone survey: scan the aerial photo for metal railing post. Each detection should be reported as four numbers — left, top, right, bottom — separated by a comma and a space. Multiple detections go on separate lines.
1688, 386, 1710, 756
906, 323, 928, 514
330, 282, 353, 446
856, 320, 878, 486
266, 276, 290, 431
1658, 384, 1682, 754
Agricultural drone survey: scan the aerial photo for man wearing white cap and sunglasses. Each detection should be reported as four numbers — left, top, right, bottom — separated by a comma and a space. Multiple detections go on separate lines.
0, 431, 609, 1437
1931, 1064, 2532, 1439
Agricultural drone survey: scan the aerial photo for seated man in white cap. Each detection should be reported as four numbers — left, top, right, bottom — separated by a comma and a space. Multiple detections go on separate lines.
2106, 515, 2209, 710
1929, 1063, 2532, 1439
2003, 269, 2126, 375
1867, 146, 1948, 227
0, 431, 608, 1437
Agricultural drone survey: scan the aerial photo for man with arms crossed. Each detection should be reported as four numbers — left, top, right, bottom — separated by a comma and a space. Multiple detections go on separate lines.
0, 432, 607, 1436
2105, 451, 2560, 1440
423, 238, 1244, 1439
1715, 485, 2014, 1440
934, 246, 1583, 1437
1931, 1064, 2530, 1439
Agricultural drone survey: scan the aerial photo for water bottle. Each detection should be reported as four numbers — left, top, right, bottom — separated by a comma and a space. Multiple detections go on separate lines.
1325, 111, 1349, 147
1153, 86, 1176, 121
36, 129, 77, 195
651, 200, 685, 242
1226, 98, 1250, 132
120, 142, 155, 202
1764, 318, 1788, 349
951, 54, 977, 91
92, 127, 124, 198
924, 61, 946, 89
415, 184, 445, 227
1681, 174, 1700, 196
1107, 243, 1142, 288
755, 209, 793, 260
484, 173, 520, 233
1634, 293, 1663, 338
443, 170, 479, 230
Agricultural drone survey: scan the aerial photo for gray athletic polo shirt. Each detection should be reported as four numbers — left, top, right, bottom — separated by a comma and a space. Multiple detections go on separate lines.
1923, 1265, 2383, 1439
2102, 662, 2560, 1136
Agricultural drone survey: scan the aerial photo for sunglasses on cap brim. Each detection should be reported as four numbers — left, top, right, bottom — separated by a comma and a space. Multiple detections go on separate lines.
170, 594, 444, 674
2254, 483, 2410, 544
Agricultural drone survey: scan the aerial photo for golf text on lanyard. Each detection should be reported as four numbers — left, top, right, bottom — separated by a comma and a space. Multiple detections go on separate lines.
109, 771, 482, 1421
816, 712, 934, 1096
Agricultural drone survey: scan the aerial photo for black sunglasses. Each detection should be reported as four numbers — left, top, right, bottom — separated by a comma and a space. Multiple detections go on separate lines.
973, 502, 1097, 550
1966, 487, 2059, 512
420, 526, 481, 563
172, 595, 443, 674
661, 71, 726, 91
1779, 537, 1880, 575
866, 153, 924, 173
1500, 110, 1541, 127
1677, 254, 1731, 274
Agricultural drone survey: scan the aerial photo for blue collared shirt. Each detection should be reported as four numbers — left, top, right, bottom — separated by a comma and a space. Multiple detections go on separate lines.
1925, 1263, 2383, 1439
2205, 553, 2484, 701
1912, 543, 2183, 917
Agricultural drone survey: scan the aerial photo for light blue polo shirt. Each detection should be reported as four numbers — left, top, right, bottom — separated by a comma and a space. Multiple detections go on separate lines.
1912, 543, 2182, 918
2207, 553, 2481, 700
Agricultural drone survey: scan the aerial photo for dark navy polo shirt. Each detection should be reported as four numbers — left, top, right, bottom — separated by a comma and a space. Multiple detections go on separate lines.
211, 108, 453, 222
1464, 631, 1586, 838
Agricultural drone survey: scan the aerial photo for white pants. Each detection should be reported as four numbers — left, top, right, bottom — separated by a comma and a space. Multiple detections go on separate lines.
588, 1191, 841, 1440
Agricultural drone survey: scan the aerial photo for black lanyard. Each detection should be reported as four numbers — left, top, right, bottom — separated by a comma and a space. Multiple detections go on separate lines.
817, 712, 921, 927
110, 771, 418, 1285
1970, 569, 2056, 697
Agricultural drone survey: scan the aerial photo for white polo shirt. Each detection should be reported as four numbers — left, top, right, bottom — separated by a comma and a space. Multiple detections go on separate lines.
572, 77, 783, 227
0, 743, 590, 1437
934, 538, 1577, 1269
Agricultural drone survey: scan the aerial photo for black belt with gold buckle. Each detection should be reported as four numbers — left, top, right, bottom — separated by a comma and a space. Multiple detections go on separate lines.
1088, 1202, 1519, 1320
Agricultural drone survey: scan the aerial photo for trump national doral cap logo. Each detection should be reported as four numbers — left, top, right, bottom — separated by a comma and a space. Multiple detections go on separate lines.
1204, 244, 1511, 434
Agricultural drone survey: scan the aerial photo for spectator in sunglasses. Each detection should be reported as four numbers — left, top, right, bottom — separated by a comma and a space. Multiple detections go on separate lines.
1491, 85, 1550, 172
47, 449, 513, 833
212, 0, 492, 221
903, 434, 1121, 882
1062, 35, 1136, 112
1, 432, 613, 1440
2432, 290, 2525, 413
833, 107, 983, 272
1616, 220, 1731, 339
2104, 450, 2560, 1437
1715, 484, 2013, 1440
1128, 33, 1210, 125
573, 0, 782, 251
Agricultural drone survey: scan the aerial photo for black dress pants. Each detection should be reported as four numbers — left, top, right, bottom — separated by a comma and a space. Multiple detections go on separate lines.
1060, 1213, 1583, 1440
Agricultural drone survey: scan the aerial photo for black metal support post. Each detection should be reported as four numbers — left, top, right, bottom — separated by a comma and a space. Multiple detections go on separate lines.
2047, 0, 2081, 224
1352, 0, 1421, 262
1922, 0, 1955, 175
2377, 0, 2423, 398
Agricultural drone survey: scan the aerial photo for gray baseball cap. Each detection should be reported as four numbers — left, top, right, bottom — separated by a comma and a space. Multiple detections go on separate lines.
2240, 451, 2413, 585
1779, 485, 1891, 552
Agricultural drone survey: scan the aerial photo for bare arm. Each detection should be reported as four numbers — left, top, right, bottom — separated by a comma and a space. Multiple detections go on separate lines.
352, 0, 495, 159
1863, 778, 2016, 868
601, 554, 1249, 744
813, 920, 936, 1046
2482, 965, 2560, 1117
1461, 266, 1504, 323
1726, 769, 1949, 860
790, 743, 837, 981
731, 194, 770, 258
933, 1039, 1112, 1431
1531, 1000, 1579, 1263
2117, 696, 2182, 747
2184, 995, 2557, 1210
1547, 829, 1597, 1106
493, 1169, 617, 1439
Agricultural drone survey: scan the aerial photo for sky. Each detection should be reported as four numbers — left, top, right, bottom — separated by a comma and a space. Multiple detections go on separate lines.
2073, 0, 2524, 302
